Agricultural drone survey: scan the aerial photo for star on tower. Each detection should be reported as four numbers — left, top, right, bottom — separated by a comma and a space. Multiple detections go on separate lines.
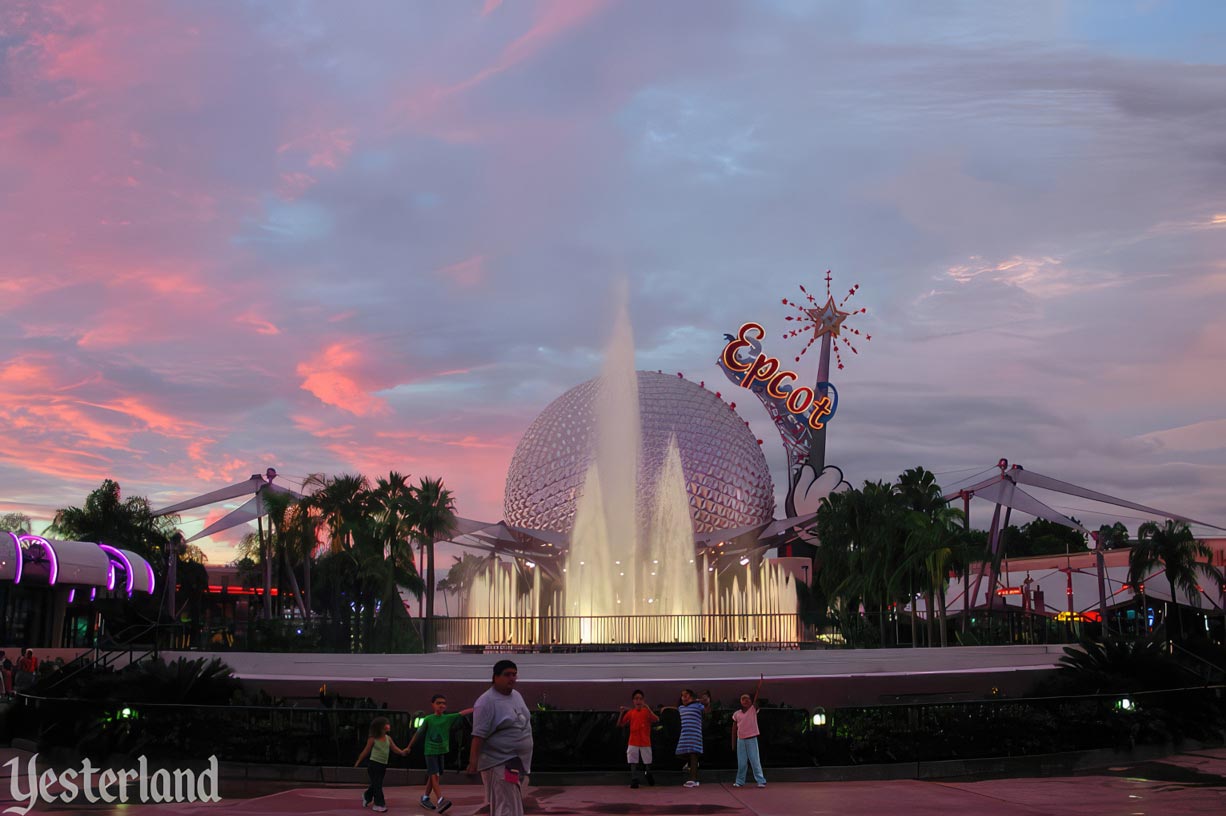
781, 270, 870, 369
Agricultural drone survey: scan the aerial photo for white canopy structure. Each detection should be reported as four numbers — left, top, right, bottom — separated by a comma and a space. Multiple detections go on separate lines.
919, 556, 1225, 620
153, 469, 302, 543
944, 460, 1224, 613
0, 532, 155, 595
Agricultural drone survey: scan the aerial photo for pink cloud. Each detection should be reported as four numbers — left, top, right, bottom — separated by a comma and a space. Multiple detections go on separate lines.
291, 414, 356, 440
394, 0, 610, 140
297, 343, 389, 417
435, 254, 488, 288
277, 128, 356, 171
438, 0, 609, 99
236, 312, 282, 336
278, 171, 317, 199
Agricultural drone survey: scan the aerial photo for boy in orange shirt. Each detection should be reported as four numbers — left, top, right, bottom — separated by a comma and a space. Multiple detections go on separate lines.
618, 689, 660, 788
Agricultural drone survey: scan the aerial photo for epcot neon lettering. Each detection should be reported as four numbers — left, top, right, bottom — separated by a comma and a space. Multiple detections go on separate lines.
721, 323, 833, 430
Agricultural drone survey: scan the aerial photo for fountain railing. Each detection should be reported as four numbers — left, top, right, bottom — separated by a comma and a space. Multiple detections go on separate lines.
432, 612, 804, 651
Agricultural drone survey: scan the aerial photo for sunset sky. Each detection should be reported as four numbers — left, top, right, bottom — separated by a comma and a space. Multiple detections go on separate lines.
2, 1, 1224, 565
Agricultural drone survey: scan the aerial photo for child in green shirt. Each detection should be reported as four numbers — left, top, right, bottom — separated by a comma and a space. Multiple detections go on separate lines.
407, 694, 474, 813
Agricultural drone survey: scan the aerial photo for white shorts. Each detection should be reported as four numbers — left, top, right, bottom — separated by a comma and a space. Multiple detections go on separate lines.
626, 746, 653, 765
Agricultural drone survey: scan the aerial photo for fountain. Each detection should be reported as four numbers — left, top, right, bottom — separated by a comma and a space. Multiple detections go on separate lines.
564, 290, 703, 628
449, 288, 804, 648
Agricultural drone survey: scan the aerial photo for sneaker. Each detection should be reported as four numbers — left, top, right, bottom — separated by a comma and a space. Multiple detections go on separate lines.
437, 799, 452, 814
363, 794, 372, 808
373, 807, 388, 813
421, 794, 436, 810
733, 782, 744, 788
757, 782, 767, 788
630, 779, 639, 789
683, 780, 697, 788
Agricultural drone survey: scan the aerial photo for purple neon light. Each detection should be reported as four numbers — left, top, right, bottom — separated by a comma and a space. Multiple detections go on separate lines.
19, 535, 57, 586
90, 587, 96, 601
146, 562, 156, 594
3, 532, 21, 585
68, 588, 75, 603
98, 544, 134, 593
106, 564, 116, 591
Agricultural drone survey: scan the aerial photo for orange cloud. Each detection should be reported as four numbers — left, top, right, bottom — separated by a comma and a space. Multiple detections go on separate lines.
297, 343, 389, 417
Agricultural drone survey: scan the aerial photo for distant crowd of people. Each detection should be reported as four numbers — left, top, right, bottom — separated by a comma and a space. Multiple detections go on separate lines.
0, 649, 42, 696
355, 660, 769, 815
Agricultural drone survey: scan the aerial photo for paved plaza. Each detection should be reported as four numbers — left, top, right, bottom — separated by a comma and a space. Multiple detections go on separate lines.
57, 748, 1226, 815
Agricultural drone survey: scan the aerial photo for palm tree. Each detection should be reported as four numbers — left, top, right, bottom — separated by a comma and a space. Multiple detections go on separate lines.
410, 477, 458, 653
303, 473, 370, 554
1128, 520, 1222, 644
372, 472, 415, 556
49, 480, 181, 630
49, 479, 179, 561
814, 481, 908, 646
895, 468, 946, 646
438, 552, 494, 615
261, 490, 312, 620
1097, 522, 1129, 550
0, 512, 32, 533
898, 504, 966, 647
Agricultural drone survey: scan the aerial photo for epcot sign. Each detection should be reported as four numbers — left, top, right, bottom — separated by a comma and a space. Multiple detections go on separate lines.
720, 322, 834, 431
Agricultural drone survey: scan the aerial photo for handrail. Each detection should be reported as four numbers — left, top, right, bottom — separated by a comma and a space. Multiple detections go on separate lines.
41, 623, 181, 690
1171, 643, 1226, 681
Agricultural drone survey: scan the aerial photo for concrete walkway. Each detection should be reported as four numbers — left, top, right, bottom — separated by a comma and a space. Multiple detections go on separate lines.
91, 748, 1226, 815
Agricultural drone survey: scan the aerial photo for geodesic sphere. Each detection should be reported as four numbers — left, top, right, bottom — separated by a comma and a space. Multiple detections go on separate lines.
504, 371, 775, 535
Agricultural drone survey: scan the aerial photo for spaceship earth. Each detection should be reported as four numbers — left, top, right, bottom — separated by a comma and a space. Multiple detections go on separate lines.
504, 371, 776, 535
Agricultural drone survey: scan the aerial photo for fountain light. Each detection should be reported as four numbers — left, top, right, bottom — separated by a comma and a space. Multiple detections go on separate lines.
525, 561, 536, 569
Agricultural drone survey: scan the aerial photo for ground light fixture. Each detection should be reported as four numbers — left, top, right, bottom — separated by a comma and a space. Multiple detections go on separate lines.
117, 707, 135, 719
413, 711, 426, 729
1116, 698, 1135, 712
810, 706, 827, 727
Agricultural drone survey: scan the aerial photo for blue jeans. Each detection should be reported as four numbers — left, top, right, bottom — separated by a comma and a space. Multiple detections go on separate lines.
735, 737, 766, 786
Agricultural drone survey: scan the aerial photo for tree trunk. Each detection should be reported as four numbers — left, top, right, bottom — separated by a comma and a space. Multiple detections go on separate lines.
962, 571, 969, 635
425, 536, 437, 653
258, 512, 272, 620
937, 588, 949, 647
277, 547, 286, 617
418, 544, 425, 620
1168, 577, 1182, 645
283, 556, 307, 619
909, 585, 918, 647
925, 590, 935, 647
303, 556, 312, 621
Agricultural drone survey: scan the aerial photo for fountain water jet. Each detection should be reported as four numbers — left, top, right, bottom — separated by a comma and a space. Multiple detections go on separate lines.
564, 288, 703, 629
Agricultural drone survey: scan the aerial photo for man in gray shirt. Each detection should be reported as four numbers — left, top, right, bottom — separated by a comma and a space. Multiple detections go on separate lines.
467, 660, 533, 816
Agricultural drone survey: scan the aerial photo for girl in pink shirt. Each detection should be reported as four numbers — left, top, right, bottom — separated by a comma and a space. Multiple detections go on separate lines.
731, 674, 766, 788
